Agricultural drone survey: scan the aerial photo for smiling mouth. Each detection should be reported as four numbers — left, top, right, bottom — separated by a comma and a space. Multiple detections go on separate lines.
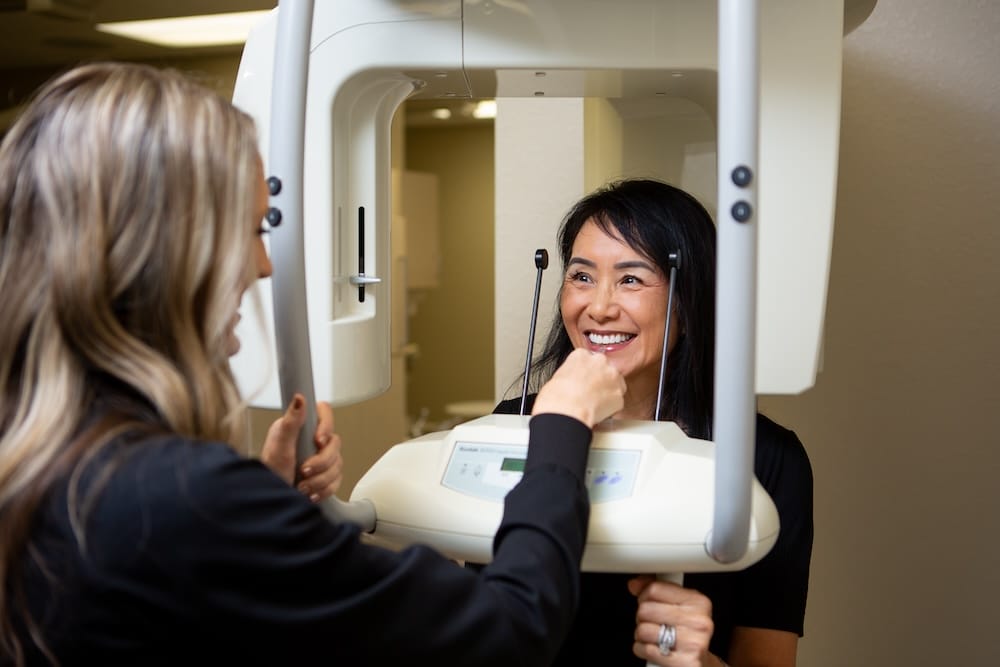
586, 332, 635, 346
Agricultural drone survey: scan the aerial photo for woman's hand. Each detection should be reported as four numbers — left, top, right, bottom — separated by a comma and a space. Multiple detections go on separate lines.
260, 393, 343, 502
532, 348, 626, 427
629, 575, 716, 667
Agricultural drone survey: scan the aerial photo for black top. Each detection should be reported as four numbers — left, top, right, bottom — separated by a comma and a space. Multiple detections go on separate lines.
493, 396, 814, 664
14, 413, 594, 666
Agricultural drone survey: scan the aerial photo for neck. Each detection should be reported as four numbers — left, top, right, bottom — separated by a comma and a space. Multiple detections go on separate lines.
616, 384, 659, 421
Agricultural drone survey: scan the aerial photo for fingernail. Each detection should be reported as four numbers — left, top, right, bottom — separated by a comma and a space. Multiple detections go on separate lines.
309, 493, 321, 503
301, 466, 313, 477
319, 434, 331, 445
292, 396, 304, 411
298, 483, 309, 494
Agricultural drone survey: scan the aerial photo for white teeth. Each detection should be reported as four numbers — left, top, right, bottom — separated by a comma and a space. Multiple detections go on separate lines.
587, 333, 634, 345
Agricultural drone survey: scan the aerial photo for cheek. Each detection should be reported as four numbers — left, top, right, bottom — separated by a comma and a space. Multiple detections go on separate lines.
639, 305, 667, 335
560, 285, 590, 315
629, 289, 668, 325
559, 291, 583, 330
559, 297, 593, 351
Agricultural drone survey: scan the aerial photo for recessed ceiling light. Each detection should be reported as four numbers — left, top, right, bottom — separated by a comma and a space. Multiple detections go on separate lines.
96, 10, 271, 48
472, 99, 496, 119
430, 108, 452, 120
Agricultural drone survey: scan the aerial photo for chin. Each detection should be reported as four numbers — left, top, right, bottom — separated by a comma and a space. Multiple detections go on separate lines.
606, 356, 632, 374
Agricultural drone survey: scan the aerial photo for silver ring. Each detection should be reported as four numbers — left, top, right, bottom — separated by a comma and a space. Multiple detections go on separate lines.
657, 623, 676, 656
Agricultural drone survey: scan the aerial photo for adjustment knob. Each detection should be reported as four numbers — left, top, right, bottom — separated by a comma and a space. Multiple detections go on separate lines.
731, 201, 752, 223
731, 165, 753, 187
266, 207, 283, 227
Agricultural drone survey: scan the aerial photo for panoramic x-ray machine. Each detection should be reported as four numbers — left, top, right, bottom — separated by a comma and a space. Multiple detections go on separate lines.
231, 0, 871, 582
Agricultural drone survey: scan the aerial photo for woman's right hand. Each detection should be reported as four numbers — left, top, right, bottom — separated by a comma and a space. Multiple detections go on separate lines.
629, 575, 715, 667
260, 395, 343, 502
532, 349, 626, 427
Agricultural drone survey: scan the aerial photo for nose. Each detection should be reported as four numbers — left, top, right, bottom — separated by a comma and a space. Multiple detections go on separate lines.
255, 238, 273, 279
586, 283, 619, 322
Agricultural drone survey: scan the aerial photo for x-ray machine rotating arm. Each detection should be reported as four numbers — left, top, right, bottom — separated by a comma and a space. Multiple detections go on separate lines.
262, 0, 762, 562
265, 0, 376, 528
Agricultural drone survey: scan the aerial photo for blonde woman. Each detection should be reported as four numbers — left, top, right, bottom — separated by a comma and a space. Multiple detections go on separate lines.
0, 63, 625, 666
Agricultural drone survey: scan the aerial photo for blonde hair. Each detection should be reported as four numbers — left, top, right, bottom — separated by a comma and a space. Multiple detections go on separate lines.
0, 62, 261, 663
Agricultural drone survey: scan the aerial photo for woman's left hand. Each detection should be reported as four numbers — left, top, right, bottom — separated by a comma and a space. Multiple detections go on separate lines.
629, 574, 716, 666
260, 393, 343, 502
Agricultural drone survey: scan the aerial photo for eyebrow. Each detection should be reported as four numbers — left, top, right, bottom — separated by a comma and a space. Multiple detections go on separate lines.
567, 257, 658, 272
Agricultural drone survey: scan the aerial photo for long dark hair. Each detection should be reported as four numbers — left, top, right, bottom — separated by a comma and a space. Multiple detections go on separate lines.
523, 178, 717, 439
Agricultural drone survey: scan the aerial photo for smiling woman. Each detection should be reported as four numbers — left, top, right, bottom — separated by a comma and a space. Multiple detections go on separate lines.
489, 178, 814, 667
560, 220, 673, 420
518, 178, 718, 433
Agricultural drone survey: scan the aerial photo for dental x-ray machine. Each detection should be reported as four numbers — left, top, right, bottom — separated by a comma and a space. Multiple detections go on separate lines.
231, 0, 873, 581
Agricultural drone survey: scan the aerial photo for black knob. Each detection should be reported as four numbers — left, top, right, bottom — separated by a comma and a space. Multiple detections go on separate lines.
731, 165, 753, 187
534, 248, 549, 270
267, 176, 282, 196
731, 201, 752, 223
266, 207, 283, 227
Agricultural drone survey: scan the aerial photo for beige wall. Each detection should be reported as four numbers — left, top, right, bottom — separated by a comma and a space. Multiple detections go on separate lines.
404, 124, 496, 425
493, 98, 588, 399
764, 1, 1000, 664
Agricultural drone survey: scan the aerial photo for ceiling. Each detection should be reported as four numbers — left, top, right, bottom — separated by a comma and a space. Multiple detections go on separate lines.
0, 0, 496, 130
0, 0, 274, 69
1, 0, 874, 128
0, 1, 273, 113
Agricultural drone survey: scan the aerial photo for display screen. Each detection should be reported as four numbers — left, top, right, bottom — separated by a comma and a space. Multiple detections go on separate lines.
500, 457, 526, 473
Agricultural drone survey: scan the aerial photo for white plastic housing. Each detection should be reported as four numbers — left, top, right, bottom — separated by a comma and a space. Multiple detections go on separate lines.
230, 0, 854, 407
351, 415, 780, 573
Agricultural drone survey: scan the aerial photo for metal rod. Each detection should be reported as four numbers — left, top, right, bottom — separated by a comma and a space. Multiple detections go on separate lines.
520, 249, 549, 415
267, 0, 374, 528
654, 254, 680, 421
709, 0, 760, 564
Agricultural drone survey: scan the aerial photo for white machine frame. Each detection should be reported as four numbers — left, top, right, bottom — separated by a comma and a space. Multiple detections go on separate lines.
230, 0, 872, 573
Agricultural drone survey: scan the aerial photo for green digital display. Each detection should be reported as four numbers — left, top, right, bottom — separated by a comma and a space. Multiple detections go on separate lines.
500, 457, 526, 473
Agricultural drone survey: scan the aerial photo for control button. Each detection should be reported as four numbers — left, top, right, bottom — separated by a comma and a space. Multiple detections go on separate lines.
731, 201, 752, 223
731, 165, 752, 187
266, 207, 283, 227
267, 176, 282, 195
